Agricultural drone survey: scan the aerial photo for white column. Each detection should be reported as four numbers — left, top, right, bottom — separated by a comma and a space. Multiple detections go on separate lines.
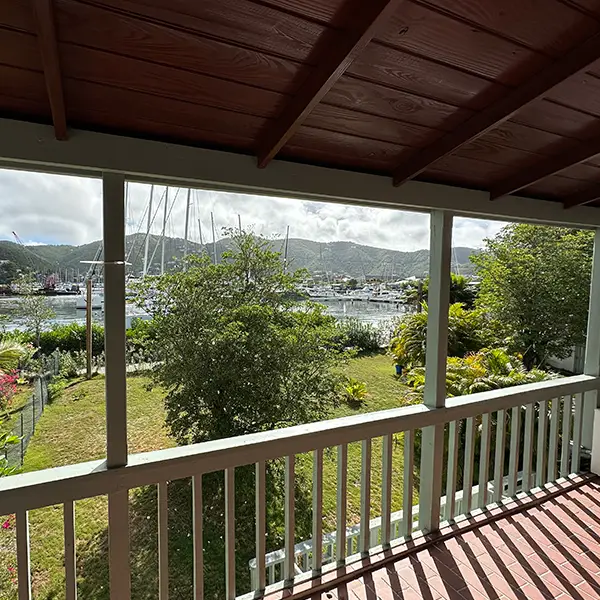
583, 229, 600, 451
591, 409, 600, 474
103, 171, 128, 468
419, 210, 453, 533
103, 172, 130, 600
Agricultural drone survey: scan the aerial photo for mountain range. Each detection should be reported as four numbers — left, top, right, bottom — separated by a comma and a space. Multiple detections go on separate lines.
0, 235, 477, 279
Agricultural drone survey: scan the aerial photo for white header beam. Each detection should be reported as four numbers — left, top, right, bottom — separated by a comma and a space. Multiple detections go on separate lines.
1, 118, 600, 228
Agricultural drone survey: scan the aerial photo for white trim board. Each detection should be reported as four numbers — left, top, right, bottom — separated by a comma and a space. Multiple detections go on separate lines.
0, 118, 599, 227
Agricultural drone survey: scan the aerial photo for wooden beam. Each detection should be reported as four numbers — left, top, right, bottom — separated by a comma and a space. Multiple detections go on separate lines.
32, 0, 67, 140
564, 185, 600, 209
490, 138, 600, 200
392, 32, 600, 187
256, 0, 402, 168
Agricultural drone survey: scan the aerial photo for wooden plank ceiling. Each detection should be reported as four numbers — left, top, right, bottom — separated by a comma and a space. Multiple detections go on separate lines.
4, 0, 600, 208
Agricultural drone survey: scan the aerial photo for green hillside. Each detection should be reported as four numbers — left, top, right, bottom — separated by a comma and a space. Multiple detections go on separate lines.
0, 236, 477, 279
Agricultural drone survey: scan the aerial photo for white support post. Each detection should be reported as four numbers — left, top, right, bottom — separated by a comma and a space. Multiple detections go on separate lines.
103, 172, 130, 600
419, 211, 453, 533
592, 409, 600, 474
103, 172, 128, 468
583, 229, 600, 451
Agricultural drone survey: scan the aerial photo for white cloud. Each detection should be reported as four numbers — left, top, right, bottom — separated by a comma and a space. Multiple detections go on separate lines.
0, 169, 507, 251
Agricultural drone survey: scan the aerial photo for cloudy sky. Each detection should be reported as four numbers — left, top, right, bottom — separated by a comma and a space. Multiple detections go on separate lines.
0, 168, 507, 250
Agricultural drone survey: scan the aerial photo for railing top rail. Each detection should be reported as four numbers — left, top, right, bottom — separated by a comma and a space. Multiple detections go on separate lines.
0, 374, 596, 514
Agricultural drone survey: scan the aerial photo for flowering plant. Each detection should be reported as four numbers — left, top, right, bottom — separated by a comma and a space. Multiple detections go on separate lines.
0, 371, 18, 411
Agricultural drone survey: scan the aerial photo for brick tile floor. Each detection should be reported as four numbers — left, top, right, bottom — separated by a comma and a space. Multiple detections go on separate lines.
317, 478, 600, 600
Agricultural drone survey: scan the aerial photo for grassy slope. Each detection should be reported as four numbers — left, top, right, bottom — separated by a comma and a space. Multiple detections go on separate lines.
0, 354, 412, 599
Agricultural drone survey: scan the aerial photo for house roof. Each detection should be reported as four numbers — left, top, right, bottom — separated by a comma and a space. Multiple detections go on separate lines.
4, 0, 600, 209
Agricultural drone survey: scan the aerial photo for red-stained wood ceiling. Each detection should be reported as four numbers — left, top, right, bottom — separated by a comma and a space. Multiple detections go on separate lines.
4, 0, 600, 208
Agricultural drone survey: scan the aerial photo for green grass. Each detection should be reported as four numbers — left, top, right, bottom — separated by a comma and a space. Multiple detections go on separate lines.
0, 376, 172, 600
298, 353, 416, 531
0, 354, 415, 599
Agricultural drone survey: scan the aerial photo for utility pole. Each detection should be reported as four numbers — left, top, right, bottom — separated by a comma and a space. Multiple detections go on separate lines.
183, 188, 191, 265
161, 187, 169, 275
238, 214, 242, 233
143, 184, 154, 277
86, 278, 92, 379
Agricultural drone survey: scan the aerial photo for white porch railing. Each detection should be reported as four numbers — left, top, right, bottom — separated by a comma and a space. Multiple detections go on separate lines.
0, 374, 596, 600
249, 482, 496, 588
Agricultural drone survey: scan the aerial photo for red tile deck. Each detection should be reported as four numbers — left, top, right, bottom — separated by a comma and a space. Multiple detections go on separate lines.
308, 477, 600, 600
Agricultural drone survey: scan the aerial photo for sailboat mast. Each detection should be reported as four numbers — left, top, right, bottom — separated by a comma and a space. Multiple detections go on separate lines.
161, 187, 169, 275
211, 212, 217, 264
284, 225, 290, 272
143, 184, 154, 277
183, 188, 191, 262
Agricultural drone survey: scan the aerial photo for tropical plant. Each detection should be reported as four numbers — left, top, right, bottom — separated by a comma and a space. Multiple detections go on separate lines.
403, 274, 478, 309
340, 376, 368, 406
406, 349, 553, 491
472, 224, 593, 368
389, 303, 498, 368
404, 348, 550, 398
0, 341, 30, 374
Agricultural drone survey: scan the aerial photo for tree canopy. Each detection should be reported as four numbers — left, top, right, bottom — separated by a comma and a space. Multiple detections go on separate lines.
472, 224, 593, 368
135, 231, 345, 443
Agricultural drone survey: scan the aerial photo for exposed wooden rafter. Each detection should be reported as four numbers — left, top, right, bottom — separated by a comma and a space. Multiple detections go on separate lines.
392, 32, 600, 187
256, 0, 403, 168
563, 185, 600, 209
490, 138, 600, 200
32, 0, 67, 140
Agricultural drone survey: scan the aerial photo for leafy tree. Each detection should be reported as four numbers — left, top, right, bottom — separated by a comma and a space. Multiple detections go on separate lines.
347, 278, 358, 289
134, 232, 345, 596
0, 261, 18, 285
136, 231, 344, 443
472, 224, 593, 368
18, 294, 55, 347
389, 303, 498, 367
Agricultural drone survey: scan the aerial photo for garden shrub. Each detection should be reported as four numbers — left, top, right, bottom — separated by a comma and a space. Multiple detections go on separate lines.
335, 318, 381, 353
38, 323, 104, 356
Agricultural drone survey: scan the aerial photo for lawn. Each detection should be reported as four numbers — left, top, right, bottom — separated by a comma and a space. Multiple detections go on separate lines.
297, 353, 416, 532
0, 353, 413, 599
